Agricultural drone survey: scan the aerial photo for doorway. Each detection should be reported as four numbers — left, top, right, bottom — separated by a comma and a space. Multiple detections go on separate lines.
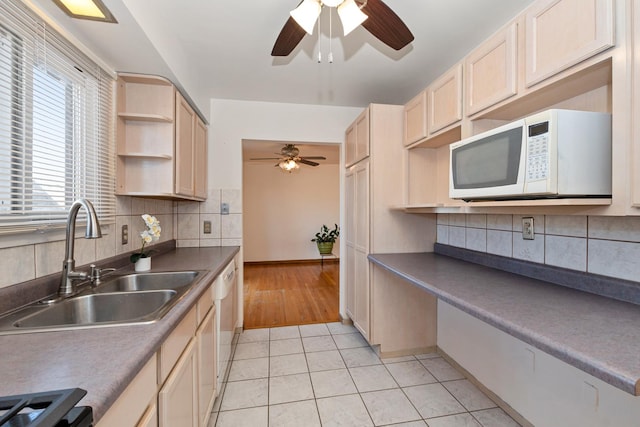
242, 140, 341, 329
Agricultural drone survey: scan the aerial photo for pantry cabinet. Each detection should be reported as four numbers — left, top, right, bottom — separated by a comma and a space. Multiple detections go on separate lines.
345, 108, 370, 167
116, 73, 208, 201
344, 104, 436, 352
524, 0, 614, 87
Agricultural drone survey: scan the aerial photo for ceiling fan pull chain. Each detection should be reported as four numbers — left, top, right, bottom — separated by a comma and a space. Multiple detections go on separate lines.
317, 7, 322, 63
329, 6, 334, 63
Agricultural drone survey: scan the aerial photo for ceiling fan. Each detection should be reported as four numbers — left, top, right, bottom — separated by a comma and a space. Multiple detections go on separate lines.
272, 0, 414, 56
250, 144, 327, 172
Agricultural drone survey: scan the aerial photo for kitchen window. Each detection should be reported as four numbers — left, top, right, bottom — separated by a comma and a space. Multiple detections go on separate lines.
0, 0, 115, 234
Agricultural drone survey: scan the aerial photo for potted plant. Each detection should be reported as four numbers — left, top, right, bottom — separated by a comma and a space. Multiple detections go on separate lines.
311, 224, 340, 255
130, 214, 161, 271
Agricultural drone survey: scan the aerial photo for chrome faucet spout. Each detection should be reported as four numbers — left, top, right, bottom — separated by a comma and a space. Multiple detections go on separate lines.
59, 199, 102, 298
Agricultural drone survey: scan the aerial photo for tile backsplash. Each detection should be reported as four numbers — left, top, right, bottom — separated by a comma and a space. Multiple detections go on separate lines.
437, 214, 640, 282
0, 188, 241, 290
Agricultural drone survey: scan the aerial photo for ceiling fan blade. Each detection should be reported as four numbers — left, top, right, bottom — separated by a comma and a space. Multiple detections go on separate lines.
298, 158, 320, 166
271, 16, 307, 56
359, 0, 414, 50
300, 156, 326, 160
250, 157, 281, 160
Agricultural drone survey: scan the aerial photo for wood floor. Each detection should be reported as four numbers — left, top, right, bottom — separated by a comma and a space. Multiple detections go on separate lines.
243, 260, 340, 329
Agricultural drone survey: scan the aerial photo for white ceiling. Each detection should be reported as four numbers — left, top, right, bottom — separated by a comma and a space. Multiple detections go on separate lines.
30, 0, 534, 110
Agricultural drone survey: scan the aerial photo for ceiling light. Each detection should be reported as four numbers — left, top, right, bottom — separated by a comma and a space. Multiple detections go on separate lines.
52, 0, 117, 23
337, 0, 368, 36
279, 159, 299, 172
290, 0, 322, 35
322, 0, 343, 7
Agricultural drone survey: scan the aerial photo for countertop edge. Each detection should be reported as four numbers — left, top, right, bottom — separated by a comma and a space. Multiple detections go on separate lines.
368, 252, 639, 397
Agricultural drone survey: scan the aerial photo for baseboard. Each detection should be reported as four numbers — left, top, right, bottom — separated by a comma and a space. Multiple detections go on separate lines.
244, 258, 339, 266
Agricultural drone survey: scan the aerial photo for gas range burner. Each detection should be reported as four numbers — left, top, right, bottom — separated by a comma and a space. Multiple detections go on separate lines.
0, 388, 92, 427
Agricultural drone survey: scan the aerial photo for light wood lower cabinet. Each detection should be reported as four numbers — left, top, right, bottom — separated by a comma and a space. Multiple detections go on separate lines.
159, 339, 197, 427
97, 279, 217, 427
197, 306, 217, 427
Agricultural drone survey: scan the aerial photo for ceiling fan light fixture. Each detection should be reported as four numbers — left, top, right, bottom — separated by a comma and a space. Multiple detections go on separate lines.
337, 0, 368, 35
279, 159, 299, 172
290, 0, 322, 35
321, 0, 343, 7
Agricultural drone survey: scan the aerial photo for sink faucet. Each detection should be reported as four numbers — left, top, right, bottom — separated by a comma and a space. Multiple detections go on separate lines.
58, 199, 102, 298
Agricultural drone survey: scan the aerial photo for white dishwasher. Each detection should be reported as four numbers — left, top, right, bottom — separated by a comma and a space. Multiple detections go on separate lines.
213, 259, 237, 392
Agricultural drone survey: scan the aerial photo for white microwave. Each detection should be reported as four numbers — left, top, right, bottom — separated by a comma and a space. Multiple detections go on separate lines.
449, 109, 612, 201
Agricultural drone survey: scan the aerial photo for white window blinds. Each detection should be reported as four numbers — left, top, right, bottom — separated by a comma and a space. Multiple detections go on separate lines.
0, 0, 115, 233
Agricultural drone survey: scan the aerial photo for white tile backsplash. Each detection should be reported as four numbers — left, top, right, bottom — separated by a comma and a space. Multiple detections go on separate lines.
0, 245, 35, 287
545, 235, 586, 272
0, 190, 242, 290
438, 213, 640, 282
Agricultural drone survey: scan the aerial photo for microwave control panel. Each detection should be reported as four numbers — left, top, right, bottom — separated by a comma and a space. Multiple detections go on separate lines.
526, 121, 549, 181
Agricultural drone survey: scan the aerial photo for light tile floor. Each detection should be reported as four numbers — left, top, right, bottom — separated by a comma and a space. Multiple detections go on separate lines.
211, 322, 521, 427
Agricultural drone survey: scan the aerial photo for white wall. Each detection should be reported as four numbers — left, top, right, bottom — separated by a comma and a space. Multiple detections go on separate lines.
243, 162, 340, 262
209, 99, 361, 188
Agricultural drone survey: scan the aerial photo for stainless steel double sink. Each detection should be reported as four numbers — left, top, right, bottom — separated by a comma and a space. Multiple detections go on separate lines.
0, 271, 202, 334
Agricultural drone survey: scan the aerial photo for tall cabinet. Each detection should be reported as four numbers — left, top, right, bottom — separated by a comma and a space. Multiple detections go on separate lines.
344, 104, 438, 355
116, 73, 208, 201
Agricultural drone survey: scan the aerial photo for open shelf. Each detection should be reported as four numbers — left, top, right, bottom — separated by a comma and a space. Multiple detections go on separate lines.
118, 112, 173, 123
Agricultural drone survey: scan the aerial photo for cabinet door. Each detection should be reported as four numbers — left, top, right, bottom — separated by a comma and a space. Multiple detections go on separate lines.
175, 92, 196, 197
354, 249, 370, 340
428, 63, 463, 134
159, 339, 197, 427
355, 108, 370, 164
136, 403, 158, 427
345, 123, 357, 168
194, 117, 208, 200
345, 171, 356, 318
197, 307, 216, 427
354, 162, 369, 252
465, 22, 518, 116
525, 0, 614, 87
404, 91, 427, 146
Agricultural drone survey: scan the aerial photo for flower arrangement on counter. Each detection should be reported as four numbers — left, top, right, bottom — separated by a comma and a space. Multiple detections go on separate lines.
130, 214, 161, 263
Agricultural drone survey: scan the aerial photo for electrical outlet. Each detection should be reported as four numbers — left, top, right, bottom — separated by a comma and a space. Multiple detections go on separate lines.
203, 220, 212, 234
121, 224, 128, 245
221, 202, 229, 215
522, 217, 534, 240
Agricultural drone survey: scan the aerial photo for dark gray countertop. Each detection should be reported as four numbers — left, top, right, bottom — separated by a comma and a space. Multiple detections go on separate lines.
0, 246, 239, 422
368, 252, 640, 396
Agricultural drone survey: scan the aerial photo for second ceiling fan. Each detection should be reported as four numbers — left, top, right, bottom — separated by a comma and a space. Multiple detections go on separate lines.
250, 144, 327, 172
272, 0, 414, 56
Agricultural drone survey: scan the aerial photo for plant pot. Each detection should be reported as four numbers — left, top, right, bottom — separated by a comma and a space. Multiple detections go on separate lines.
135, 257, 151, 272
317, 242, 334, 255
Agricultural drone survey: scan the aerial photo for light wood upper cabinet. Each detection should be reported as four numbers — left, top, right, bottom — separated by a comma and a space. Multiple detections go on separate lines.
176, 92, 196, 197
345, 108, 370, 167
525, 0, 614, 87
194, 118, 208, 200
428, 63, 463, 134
404, 90, 428, 145
116, 73, 208, 201
465, 22, 518, 116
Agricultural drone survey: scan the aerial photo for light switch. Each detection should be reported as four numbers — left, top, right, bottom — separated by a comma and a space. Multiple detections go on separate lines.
221, 202, 229, 215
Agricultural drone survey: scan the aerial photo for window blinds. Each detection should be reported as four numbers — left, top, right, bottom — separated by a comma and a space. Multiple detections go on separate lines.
0, 0, 115, 233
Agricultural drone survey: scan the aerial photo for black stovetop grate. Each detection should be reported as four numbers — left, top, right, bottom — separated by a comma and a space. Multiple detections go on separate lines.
0, 388, 88, 427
